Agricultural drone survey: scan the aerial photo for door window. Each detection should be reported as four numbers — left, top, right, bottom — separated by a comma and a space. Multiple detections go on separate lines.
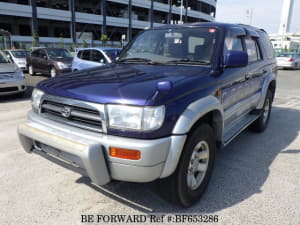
39, 50, 47, 59
245, 38, 262, 62
81, 50, 90, 60
31, 50, 39, 57
90, 50, 106, 63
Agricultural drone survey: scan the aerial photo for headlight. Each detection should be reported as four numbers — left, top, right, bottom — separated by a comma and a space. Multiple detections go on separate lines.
14, 68, 24, 78
31, 89, 44, 112
107, 105, 165, 131
56, 62, 69, 69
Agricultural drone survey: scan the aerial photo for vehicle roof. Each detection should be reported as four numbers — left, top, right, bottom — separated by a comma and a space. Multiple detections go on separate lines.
32, 47, 69, 51
151, 22, 265, 33
76, 47, 121, 51
5, 49, 28, 52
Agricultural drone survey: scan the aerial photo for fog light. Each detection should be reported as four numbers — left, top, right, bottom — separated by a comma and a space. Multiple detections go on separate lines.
109, 147, 141, 160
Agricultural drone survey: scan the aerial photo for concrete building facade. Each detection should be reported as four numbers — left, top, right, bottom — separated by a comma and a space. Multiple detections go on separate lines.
0, 0, 217, 48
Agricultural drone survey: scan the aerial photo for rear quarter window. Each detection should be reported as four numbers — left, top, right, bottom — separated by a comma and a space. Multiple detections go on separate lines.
259, 32, 275, 59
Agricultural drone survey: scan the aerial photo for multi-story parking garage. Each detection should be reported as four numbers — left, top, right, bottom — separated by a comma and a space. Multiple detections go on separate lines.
0, 0, 217, 47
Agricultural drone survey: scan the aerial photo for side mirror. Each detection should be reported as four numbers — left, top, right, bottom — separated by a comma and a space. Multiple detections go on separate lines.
100, 59, 104, 63
225, 51, 248, 68
43, 55, 48, 60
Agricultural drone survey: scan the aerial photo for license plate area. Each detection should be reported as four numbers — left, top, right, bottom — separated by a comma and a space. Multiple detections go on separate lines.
33, 141, 84, 169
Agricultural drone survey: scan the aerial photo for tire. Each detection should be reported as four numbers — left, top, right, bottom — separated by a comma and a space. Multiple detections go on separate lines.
250, 90, 273, 132
158, 123, 216, 207
50, 67, 57, 78
28, 65, 35, 76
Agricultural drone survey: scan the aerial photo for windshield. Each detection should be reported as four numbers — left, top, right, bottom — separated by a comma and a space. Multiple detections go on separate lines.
47, 49, 73, 59
103, 49, 120, 61
11, 50, 29, 58
0, 51, 10, 63
118, 27, 217, 64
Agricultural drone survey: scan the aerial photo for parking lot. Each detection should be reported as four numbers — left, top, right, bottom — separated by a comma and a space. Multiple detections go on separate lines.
1, 70, 300, 225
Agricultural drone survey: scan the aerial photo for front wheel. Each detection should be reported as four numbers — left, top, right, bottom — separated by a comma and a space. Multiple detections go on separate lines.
250, 90, 273, 132
28, 65, 35, 76
158, 123, 216, 207
50, 67, 57, 78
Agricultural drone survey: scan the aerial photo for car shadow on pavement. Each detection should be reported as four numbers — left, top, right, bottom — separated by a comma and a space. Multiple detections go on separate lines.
77, 105, 300, 213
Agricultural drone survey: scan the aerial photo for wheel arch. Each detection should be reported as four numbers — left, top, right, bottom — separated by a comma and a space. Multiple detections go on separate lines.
257, 73, 277, 109
172, 95, 224, 142
160, 96, 223, 178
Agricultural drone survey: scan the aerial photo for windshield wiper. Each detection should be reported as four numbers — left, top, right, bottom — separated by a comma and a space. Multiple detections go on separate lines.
117, 58, 163, 65
166, 59, 210, 65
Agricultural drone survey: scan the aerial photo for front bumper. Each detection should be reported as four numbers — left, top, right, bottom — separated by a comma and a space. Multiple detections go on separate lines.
0, 78, 26, 96
57, 68, 72, 74
18, 111, 186, 186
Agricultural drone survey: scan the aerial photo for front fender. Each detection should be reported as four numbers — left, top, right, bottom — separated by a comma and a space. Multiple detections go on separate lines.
160, 95, 223, 178
172, 95, 223, 135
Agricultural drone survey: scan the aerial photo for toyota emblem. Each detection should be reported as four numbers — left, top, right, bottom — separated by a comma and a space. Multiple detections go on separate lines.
61, 106, 71, 118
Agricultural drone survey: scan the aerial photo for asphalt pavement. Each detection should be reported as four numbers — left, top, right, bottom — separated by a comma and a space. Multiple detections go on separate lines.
0, 70, 299, 225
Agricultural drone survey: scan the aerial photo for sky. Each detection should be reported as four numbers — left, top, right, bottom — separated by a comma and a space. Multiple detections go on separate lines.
216, 0, 300, 34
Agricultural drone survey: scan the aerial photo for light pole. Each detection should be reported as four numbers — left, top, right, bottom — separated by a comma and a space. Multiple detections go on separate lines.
179, 0, 183, 24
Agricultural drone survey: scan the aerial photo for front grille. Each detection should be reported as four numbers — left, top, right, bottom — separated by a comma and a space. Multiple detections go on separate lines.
0, 87, 18, 93
41, 99, 104, 133
0, 73, 14, 79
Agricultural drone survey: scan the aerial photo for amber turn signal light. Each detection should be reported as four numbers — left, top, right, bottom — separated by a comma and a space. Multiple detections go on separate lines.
109, 147, 141, 160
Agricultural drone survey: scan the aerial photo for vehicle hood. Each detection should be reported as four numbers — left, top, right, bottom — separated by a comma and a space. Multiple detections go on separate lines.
0, 63, 18, 73
37, 63, 212, 105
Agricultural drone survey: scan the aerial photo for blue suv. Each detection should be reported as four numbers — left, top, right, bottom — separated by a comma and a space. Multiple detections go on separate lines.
18, 23, 277, 207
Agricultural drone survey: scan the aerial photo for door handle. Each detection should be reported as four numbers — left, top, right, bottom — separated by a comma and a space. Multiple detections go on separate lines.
245, 74, 251, 80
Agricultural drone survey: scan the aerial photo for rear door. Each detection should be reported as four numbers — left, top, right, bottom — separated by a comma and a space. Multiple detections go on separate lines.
29, 50, 40, 71
242, 31, 266, 109
78, 49, 92, 70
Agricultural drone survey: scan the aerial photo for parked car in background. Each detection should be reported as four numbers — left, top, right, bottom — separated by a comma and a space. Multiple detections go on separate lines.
27, 48, 73, 77
72, 47, 121, 71
0, 50, 26, 96
276, 52, 300, 69
3, 49, 29, 71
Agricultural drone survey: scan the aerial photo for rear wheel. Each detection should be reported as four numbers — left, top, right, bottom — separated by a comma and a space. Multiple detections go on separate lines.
250, 90, 273, 132
28, 65, 35, 75
158, 123, 216, 207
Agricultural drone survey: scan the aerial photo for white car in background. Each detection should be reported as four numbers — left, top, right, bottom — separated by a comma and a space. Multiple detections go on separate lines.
3, 49, 29, 71
71, 47, 121, 71
0, 50, 26, 97
276, 52, 300, 69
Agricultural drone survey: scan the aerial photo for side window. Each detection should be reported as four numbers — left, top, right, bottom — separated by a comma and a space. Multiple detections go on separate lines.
31, 50, 39, 57
77, 50, 83, 59
245, 38, 261, 63
91, 50, 105, 62
81, 50, 90, 60
259, 32, 275, 59
40, 50, 47, 59
223, 34, 244, 63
